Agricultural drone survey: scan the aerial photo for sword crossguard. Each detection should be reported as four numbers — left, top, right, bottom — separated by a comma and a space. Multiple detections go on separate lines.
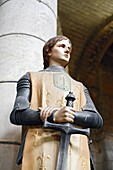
43, 121, 90, 137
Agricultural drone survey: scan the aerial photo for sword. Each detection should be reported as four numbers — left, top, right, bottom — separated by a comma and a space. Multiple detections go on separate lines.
43, 92, 90, 170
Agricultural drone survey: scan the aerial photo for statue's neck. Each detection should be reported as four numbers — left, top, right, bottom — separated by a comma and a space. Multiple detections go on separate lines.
45, 65, 66, 72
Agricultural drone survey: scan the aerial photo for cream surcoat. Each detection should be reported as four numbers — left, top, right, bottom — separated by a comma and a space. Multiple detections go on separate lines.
22, 71, 90, 170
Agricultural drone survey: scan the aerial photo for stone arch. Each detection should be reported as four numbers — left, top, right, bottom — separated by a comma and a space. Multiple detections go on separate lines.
76, 20, 113, 87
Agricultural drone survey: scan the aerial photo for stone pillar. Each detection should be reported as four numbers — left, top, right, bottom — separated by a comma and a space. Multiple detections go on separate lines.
0, 0, 57, 169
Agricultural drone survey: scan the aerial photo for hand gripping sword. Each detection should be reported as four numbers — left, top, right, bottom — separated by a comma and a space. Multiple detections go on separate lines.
43, 92, 90, 170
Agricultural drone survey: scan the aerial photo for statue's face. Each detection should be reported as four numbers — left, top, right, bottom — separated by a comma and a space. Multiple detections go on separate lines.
49, 39, 71, 67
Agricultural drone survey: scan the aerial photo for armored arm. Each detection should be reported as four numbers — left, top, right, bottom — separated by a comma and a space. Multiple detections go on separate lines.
74, 86, 103, 129
10, 73, 43, 125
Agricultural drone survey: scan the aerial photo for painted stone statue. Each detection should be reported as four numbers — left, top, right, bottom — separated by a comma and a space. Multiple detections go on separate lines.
10, 35, 103, 170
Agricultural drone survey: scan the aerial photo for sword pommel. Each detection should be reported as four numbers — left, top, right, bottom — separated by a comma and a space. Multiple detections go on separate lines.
65, 91, 75, 107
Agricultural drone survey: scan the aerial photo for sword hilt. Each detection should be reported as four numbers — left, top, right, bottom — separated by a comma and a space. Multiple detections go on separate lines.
43, 92, 90, 137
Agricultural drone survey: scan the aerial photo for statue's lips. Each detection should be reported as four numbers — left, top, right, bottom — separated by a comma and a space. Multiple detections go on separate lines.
64, 54, 69, 58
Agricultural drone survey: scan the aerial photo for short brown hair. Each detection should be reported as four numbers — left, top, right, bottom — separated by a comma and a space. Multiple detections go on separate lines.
43, 35, 72, 69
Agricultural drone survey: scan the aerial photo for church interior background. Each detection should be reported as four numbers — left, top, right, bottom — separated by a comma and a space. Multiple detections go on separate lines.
0, 0, 113, 169
59, 1, 113, 170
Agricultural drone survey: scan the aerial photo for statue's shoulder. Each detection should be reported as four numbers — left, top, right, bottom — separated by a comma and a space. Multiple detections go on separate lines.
29, 70, 44, 75
69, 76, 83, 87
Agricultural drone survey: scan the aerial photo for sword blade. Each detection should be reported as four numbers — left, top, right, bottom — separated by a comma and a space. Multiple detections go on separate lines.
44, 121, 90, 170
56, 132, 71, 170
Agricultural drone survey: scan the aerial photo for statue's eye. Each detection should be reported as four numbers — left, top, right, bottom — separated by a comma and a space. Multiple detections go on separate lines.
60, 44, 65, 48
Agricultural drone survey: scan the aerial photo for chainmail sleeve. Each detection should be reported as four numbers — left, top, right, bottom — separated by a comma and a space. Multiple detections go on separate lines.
10, 73, 43, 125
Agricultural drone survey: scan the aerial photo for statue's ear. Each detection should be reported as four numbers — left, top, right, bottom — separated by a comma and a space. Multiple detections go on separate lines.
48, 52, 51, 56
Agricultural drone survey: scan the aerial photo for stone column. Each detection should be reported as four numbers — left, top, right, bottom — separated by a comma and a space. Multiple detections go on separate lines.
0, 0, 57, 169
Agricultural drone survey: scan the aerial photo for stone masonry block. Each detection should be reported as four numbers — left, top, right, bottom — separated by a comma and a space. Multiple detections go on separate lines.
0, 35, 44, 81
0, 0, 57, 40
